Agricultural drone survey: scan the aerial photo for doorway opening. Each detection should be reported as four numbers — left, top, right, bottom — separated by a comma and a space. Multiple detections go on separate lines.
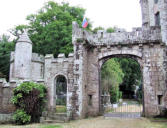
55, 75, 67, 113
100, 57, 143, 118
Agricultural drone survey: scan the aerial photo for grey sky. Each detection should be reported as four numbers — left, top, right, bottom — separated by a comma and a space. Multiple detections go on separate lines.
0, 0, 142, 37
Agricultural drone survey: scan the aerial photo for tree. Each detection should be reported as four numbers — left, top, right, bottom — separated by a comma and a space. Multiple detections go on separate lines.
92, 26, 104, 33
101, 59, 124, 103
11, 1, 92, 57
0, 35, 15, 80
106, 27, 115, 33
116, 58, 142, 98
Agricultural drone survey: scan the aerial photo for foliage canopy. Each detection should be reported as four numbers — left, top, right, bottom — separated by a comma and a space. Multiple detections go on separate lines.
11, 1, 91, 57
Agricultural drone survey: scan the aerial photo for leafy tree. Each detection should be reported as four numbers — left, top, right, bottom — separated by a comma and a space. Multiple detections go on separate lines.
0, 35, 15, 80
116, 58, 142, 97
11, 1, 92, 57
101, 59, 124, 103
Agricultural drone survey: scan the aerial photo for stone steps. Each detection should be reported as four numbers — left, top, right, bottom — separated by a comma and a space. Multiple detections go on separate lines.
40, 112, 69, 123
42, 119, 65, 123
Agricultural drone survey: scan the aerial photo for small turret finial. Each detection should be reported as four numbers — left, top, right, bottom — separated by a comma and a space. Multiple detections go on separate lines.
17, 31, 32, 44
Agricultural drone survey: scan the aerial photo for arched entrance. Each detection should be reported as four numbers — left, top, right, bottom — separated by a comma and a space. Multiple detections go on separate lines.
98, 54, 144, 118
54, 75, 67, 113
72, 21, 167, 118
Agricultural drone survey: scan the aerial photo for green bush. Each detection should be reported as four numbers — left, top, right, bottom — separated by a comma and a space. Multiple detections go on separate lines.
11, 82, 47, 124
13, 109, 31, 125
56, 98, 66, 105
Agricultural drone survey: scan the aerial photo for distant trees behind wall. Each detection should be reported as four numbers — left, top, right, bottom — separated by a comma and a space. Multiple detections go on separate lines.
0, 35, 15, 80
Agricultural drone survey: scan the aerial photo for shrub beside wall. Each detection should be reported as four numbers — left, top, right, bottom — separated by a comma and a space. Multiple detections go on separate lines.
11, 82, 47, 125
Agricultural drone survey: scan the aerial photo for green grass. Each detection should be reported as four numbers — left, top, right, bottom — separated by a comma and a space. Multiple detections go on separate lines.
56, 105, 66, 113
40, 125, 62, 128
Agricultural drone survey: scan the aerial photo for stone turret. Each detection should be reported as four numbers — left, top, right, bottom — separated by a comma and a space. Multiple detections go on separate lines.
140, 0, 150, 27
14, 32, 32, 79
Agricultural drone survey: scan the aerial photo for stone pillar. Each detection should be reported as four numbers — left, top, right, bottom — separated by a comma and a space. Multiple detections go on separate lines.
72, 21, 87, 118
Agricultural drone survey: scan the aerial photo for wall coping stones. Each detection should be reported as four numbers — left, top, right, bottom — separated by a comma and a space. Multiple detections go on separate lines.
58, 53, 65, 58
36, 79, 45, 82
45, 54, 54, 59
73, 22, 162, 46
68, 53, 74, 57
32, 53, 45, 63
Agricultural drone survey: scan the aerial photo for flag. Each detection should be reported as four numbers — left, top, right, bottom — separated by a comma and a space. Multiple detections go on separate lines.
82, 18, 88, 28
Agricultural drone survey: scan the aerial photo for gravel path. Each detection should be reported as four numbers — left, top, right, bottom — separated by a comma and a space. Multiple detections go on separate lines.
0, 116, 167, 128
63, 117, 166, 128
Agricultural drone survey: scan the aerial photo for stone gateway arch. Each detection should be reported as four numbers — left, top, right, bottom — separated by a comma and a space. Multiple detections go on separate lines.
1, 0, 167, 122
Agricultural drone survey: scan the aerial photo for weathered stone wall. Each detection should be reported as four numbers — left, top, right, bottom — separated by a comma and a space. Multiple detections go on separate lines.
44, 53, 77, 119
10, 52, 45, 81
142, 44, 167, 116
31, 53, 45, 81
0, 79, 16, 123
140, 0, 167, 44
72, 19, 167, 117
140, 0, 150, 27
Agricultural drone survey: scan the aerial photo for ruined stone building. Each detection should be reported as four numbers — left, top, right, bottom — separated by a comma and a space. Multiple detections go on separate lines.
1, 0, 167, 122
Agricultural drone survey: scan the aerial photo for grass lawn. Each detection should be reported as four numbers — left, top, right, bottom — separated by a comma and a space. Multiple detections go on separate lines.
56, 105, 66, 113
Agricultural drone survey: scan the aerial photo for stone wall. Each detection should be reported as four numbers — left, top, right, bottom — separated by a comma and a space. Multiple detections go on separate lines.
0, 79, 16, 123
140, 0, 150, 27
31, 53, 45, 81
142, 44, 167, 116
44, 53, 79, 119
140, 0, 167, 44
10, 52, 45, 81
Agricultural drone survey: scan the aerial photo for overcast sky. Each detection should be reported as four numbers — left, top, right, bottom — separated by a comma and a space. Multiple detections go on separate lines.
0, 0, 142, 37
